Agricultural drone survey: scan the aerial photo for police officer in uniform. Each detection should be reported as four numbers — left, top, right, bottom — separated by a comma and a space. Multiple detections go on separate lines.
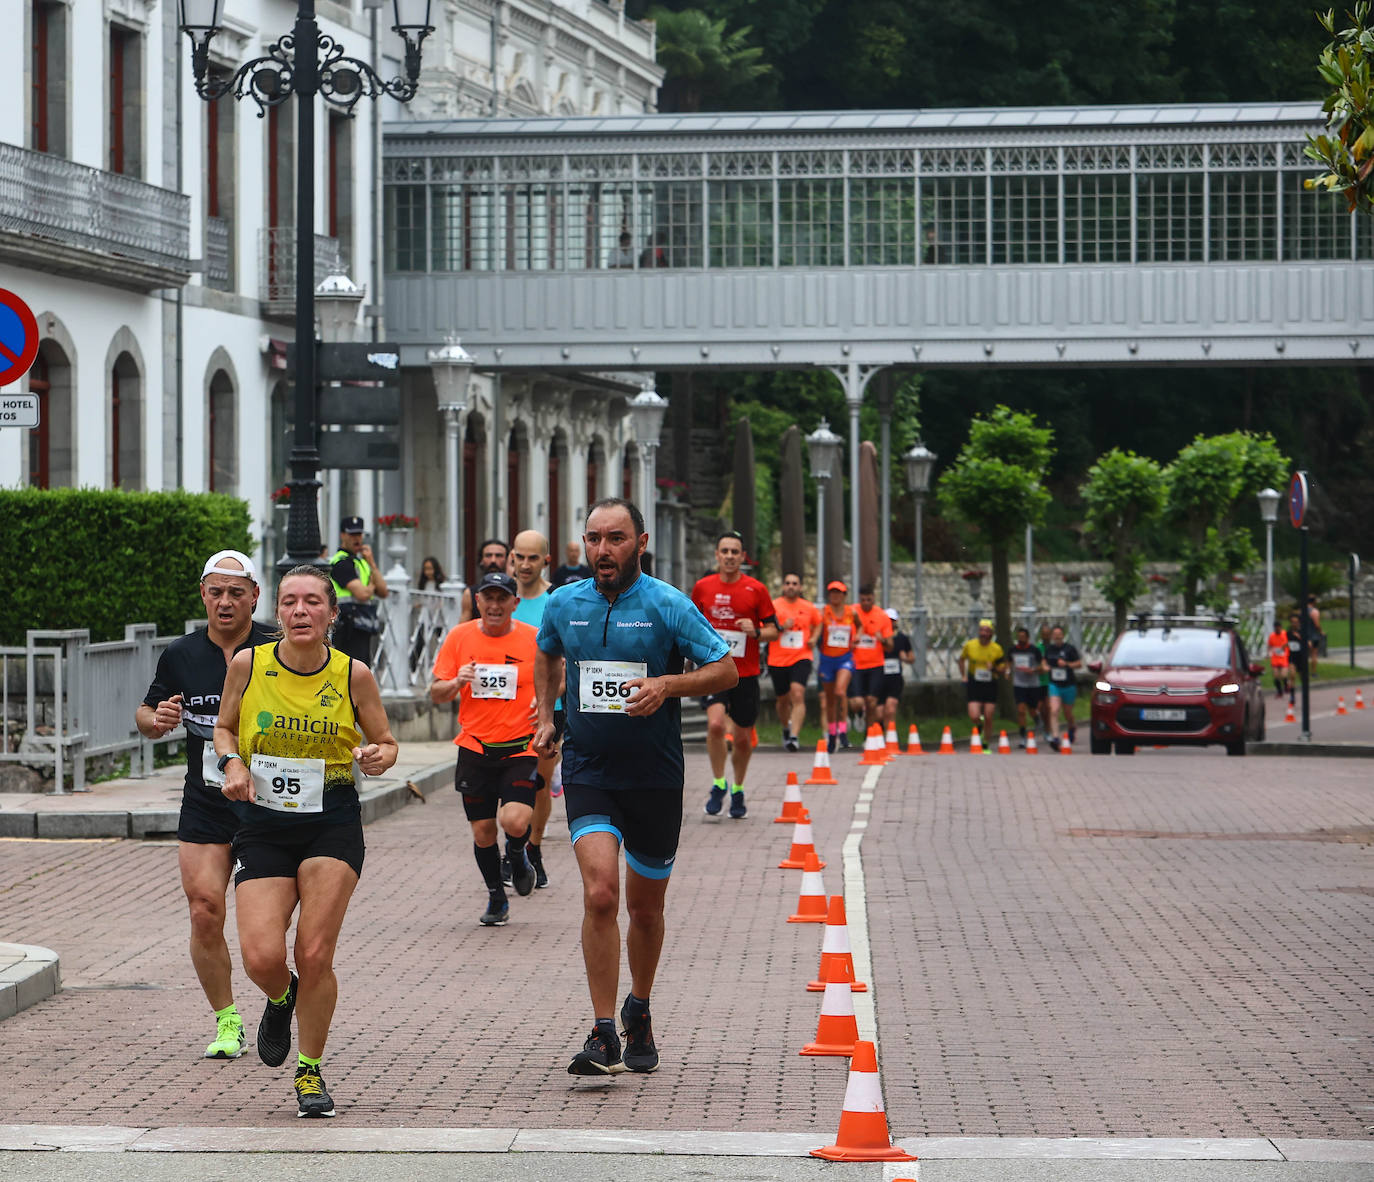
330, 516, 389, 665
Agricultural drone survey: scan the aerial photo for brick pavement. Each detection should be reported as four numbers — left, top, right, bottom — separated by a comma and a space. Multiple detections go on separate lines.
0, 739, 1370, 1141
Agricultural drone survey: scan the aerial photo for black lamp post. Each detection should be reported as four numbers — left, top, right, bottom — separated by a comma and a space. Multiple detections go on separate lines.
179, 0, 433, 576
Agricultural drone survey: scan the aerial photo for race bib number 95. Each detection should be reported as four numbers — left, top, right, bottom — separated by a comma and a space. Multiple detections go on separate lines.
250, 754, 325, 813
578, 660, 649, 714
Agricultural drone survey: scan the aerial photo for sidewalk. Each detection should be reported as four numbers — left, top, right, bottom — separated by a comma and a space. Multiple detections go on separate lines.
1254, 675, 1374, 755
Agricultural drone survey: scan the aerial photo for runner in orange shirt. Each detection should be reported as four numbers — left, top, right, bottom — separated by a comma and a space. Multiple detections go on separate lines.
430, 571, 541, 927
847, 584, 894, 735
1266, 618, 1292, 701
768, 572, 821, 753
818, 580, 858, 752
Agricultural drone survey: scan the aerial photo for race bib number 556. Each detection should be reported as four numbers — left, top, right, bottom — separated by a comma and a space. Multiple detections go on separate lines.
578, 660, 649, 714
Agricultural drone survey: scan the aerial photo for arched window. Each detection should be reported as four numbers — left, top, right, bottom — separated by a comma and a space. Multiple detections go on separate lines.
507, 422, 527, 543
110, 350, 142, 488
208, 369, 237, 494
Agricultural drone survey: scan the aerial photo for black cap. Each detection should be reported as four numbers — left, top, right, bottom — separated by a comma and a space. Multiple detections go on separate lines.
474, 571, 518, 597
340, 516, 364, 534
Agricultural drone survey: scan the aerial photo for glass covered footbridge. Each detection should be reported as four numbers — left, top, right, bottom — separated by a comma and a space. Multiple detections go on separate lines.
383, 102, 1373, 370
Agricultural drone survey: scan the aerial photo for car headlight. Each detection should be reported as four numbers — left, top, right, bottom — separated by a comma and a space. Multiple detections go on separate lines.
1218, 682, 1240, 695
1094, 680, 1112, 692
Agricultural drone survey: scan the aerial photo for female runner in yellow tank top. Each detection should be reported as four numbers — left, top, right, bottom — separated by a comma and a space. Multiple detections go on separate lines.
213, 564, 397, 1119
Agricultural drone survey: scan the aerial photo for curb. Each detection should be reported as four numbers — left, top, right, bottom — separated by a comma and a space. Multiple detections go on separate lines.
0, 943, 60, 1021
1250, 741, 1374, 758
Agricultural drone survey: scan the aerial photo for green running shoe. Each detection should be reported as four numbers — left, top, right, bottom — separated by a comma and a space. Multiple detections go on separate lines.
204, 1011, 245, 1060
294, 1063, 336, 1118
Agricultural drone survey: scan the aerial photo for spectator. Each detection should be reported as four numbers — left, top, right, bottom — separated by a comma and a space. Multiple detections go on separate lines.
550, 541, 592, 589
608, 232, 636, 269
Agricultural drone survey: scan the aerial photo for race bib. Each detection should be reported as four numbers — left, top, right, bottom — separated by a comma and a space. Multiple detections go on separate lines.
856, 632, 877, 649
201, 744, 224, 788
472, 663, 517, 700
578, 660, 648, 714
826, 625, 852, 649
1013, 653, 1033, 669
973, 668, 993, 683
779, 629, 805, 650
1289, 640, 1301, 652
883, 658, 901, 675
1051, 667, 1068, 682
717, 629, 748, 658
250, 754, 325, 814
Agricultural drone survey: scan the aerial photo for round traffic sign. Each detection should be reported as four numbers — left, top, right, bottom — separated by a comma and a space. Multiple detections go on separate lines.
1288, 471, 1308, 529
0, 289, 40, 388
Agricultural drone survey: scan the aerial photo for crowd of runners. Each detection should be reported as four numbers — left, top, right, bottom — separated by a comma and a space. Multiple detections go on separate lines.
139, 504, 1093, 1117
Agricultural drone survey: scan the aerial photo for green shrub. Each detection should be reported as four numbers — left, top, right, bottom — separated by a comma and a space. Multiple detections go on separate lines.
3, 488, 253, 644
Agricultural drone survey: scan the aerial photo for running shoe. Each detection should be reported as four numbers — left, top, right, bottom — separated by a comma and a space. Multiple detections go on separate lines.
838, 729, 851, 750
257, 972, 297, 1067
826, 733, 837, 754
619, 998, 659, 1073
568, 1025, 624, 1076
479, 891, 510, 926
728, 790, 747, 820
529, 847, 550, 889
510, 849, 536, 897
780, 730, 792, 751
704, 784, 727, 816
294, 1063, 336, 1118
784, 735, 800, 753
500, 852, 513, 888
205, 1011, 244, 1060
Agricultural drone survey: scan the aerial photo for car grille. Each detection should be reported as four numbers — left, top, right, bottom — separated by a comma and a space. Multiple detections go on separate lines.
1116, 705, 1214, 732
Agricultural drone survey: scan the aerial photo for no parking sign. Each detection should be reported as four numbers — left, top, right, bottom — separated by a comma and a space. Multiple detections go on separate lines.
0, 289, 40, 388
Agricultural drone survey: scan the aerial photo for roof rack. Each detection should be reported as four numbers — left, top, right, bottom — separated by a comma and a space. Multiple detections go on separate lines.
1127, 612, 1237, 635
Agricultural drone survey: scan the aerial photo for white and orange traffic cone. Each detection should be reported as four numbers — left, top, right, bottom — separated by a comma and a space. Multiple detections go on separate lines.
1337, 696, 1348, 715
808, 895, 868, 993
779, 809, 825, 870
884, 723, 900, 756
750, 726, 760, 747
1026, 730, 1039, 754
1059, 732, 1072, 755
904, 724, 923, 755
859, 724, 888, 766
810, 1040, 917, 1162
799, 980, 859, 1057
1284, 700, 1295, 723
774, 771, 804, 824
997, 730, 1011, 754
969, 728, 984, 755
805, 739, 838, 786
938, 726, 955, 754
788, 851, 829, 923
1356, 688, 1366, 710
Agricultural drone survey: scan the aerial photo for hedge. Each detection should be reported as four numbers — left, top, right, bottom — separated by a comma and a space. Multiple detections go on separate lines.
3, 488, 253, 645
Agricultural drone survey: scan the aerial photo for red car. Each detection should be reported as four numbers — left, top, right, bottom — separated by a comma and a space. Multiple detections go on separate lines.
1089, 618, 1267, 756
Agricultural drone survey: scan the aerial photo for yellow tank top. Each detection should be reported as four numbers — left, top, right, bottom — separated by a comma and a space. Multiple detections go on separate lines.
239, 644, 361, 815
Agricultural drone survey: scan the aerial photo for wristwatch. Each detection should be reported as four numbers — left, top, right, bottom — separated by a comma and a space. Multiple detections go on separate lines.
217, 752, 244, 774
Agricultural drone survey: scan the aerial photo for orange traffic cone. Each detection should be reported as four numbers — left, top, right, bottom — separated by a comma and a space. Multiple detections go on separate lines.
810, 1040, 917, 1162
751, 726, 760, 747
1026, 730, 1038, 754
884, 723, 900, 755
1356, 688, 1366, 709
805, 740, 838, 786
904, 725, 923, 755
779, 809, 825, 870
774, 771, 803, 824
969, 728, 984, 755
1337, 696, 1347, 715
1059, 733, 1072, 755
799, 980, 859, 1057
788, 852, 829, 923
997, 730, 1011, 754
1284, 700, 1295, 723
808, 895, 868, 993
937, 726, 955, 754
859, 724, 887, 766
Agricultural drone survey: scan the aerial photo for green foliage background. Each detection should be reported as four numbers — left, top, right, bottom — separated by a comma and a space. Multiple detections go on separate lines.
1, 489, 253, 645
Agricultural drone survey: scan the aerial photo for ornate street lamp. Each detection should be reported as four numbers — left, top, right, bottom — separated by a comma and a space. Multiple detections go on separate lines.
179, 0, 433, 579
428, 337, 474, 591
806, 419, 842, 607
1257, 485, 1281, 631
629, 383, 669, 541
903, 441, 935, 676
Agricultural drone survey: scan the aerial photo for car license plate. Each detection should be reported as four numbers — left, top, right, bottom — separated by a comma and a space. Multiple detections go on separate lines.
1140, 708, 1186, 722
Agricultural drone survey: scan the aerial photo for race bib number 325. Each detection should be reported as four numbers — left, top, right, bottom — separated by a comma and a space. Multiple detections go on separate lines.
472, 663, 517, 700
578, 660, 649, 714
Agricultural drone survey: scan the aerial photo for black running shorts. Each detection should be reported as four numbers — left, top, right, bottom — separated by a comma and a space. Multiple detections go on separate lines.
455, 747, 538, 821
702, 675, 761, 728
232, 816, 365, 883
768, 660, 812, 699
177, 785, 241, 845
851, 665, 886, 700
880, 673, 904, 703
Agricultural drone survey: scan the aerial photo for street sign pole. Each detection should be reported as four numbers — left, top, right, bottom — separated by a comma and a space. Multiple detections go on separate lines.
1350, 553, 1360, 670
1290, 471, 1311, 742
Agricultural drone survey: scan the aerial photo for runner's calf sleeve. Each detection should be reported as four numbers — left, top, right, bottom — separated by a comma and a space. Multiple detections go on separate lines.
474, 842, 503, 891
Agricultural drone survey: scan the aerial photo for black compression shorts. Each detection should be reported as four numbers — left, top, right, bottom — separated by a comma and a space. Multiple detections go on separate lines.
563, 784, 684, 880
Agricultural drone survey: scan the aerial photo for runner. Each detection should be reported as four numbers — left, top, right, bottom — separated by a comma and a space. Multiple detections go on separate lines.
879, 608, 914, 738
1036, 623, 1054, 736
1286, 610, 1309, 704
1008, 625, 1046, 747
847, 585, 894, 734
768, 572, 821, 753
135, 550, 276, 1061
1042, 624, 1082, 749
459, 538, 511, 623
691, 531, 778, 818
818, 581, 859, 752
430, 570, 541, 926
509, 528, 561, 888
957, 618, 1005, 745
533, 498, 735, 1076
1266, 617, 1292, 700
213, 565, 398, 1118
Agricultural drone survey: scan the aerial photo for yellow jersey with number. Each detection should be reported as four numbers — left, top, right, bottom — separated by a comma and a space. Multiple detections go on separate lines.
238, 644, 361, 809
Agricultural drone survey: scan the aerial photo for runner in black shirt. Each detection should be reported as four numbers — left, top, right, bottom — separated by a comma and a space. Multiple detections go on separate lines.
136, 550, 276, 1061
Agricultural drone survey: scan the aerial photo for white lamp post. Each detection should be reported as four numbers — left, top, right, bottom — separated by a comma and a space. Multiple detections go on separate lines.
1257, 485, 1281, 631
904, 441, 935, 676
806, 419, 842, 607
629, 383, 669, 543
428, 336, 473, 595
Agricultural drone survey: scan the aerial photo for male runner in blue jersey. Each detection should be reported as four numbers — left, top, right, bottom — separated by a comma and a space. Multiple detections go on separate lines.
534, 498, 736, 1076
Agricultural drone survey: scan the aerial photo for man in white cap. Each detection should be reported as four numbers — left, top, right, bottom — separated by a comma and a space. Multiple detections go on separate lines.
136, 550, 277, 1060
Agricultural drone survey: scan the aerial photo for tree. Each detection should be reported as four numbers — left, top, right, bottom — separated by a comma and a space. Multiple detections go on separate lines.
648, 8, 771, 112
1164, 432, 1289, 613
1080, 449, 1168, 632
1306, 3, 1374, 215
939, 407, 1053, 677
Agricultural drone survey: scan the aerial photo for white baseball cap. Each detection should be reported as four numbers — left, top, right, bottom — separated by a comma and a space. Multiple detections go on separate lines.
200, 549, 258, 584
884, 608, 900, 621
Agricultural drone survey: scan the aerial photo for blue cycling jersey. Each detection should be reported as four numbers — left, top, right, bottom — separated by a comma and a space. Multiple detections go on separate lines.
536, 573, 729, 790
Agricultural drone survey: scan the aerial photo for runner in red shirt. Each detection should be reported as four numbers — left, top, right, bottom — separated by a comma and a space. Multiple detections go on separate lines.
690, 531, 778, 819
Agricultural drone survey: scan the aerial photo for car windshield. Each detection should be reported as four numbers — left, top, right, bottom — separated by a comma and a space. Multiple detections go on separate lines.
1111, 629, 1232, 668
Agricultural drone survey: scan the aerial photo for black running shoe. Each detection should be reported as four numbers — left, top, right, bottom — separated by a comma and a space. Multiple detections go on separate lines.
704, 784, 727, 816
784, 736, 800, 753
568, 1025, 624, 1076
529, 847, 550, 889
728, 790, 747, 820
294, 1063, 336, 1118
510, 850, 536, 897
479, 891, 510, 926
500, 852, 513, 888
826, 733, 837, 754
257, 972, 297, 1067
838, 730, 851, 750
619, 998, 659, 1073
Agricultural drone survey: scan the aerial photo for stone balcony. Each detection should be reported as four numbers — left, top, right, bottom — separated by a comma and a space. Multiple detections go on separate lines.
0, 142, 190, 292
